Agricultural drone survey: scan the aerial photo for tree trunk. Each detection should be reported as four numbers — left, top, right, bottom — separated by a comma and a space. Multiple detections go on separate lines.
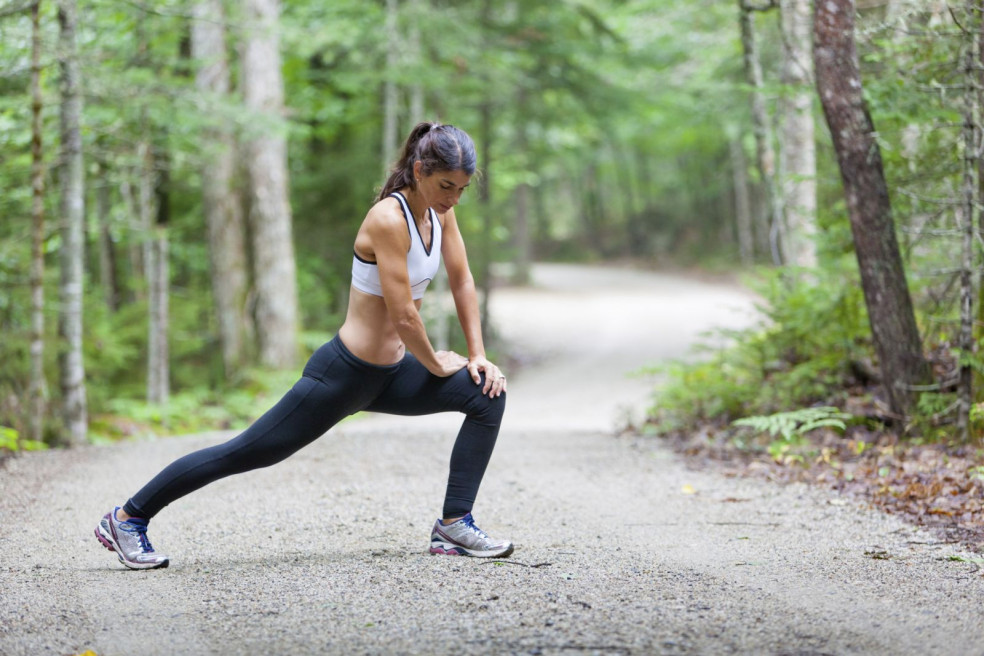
957, 9, 979, 441
147, 142, 170, 404
407, 0, 424, 125
779, 0, 817, 267
814, 0, 931, 419
119, 176, 142, 298
138, 140, 154, 285
478, 94, 493, 338
96, 161, 121, 313
512, 87, 531, 285
57, 0, 88, 446
242, 0, 299, 368
29, 0, 46, 444
738, 0, 781, 263
191, 0, 250, 375
381, 0, 399, 173
976, 7, 984, 406
730, 137, 754, 265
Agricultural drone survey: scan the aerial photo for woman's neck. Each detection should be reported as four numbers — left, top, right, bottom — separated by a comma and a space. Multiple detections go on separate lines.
400, 187, 429, 223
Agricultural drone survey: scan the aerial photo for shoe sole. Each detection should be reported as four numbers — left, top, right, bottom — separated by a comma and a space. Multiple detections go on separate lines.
429, 541, 514, 558
95, 522, 169, 570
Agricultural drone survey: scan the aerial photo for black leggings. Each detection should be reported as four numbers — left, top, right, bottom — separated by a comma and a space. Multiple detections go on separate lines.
123, 336, 505, 520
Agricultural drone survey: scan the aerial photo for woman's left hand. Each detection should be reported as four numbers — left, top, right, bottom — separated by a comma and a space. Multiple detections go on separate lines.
467, 356, 507, 398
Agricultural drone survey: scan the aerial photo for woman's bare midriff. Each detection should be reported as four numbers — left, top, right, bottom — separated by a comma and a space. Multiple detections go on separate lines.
337, 286, 421, 365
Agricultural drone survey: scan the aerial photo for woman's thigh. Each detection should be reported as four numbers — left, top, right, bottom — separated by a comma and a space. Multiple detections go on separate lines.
365, 354, 489, 417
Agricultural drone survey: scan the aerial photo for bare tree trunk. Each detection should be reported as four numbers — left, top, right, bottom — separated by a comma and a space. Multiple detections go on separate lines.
382, 0, 399, 173
29, 0, 46, 444
779, 0, 817, 267
242, 0, 299, 368
730, 137, 754, 265
147, 143, 170, 405
138, 140, 154, 285
407, 0, 424, 125
512, 87, 531, 285
192, 0, 251, 375
57, 0, 88, 446
957, 8, 979, 441
478, 97, 493, 338
738, 0, 781, 264
814, 0, 930, 420
119, 176, 142, 298
976, 6, 984, 407
95, 161, 120, 313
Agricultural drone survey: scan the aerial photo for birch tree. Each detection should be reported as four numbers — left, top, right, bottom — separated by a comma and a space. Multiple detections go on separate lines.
779, 0, 817, 267
956, 3, 981, 440
242, 0, 299, 368
29, 0, 46, 443
192, 0, 250, 375
146, 143, 170, 405
381, 0, 399, 173
57, 0, 87, 444
738, 0, 781, 263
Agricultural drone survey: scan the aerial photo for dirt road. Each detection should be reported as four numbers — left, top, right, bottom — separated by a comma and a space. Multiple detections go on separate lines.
2, 263, 982, 655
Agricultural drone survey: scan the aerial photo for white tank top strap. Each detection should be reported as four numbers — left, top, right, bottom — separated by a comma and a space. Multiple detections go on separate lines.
350, 192, 442, 300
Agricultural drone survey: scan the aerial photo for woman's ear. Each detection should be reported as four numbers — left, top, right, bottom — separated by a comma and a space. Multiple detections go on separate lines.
413, 160, 423, 182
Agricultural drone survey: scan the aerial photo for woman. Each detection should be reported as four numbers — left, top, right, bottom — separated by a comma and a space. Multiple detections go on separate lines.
95, 122, 512, 569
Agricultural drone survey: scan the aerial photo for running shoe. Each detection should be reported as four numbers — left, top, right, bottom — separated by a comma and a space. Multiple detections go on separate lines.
429, 513, 514, 558
95, 507, 169, 570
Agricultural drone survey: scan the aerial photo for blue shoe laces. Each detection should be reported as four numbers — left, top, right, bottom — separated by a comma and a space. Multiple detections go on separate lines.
461, 515, 489, 539
121, 519, 156, 553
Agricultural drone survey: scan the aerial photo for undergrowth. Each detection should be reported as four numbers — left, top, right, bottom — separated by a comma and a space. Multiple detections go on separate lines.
644, 259, 984, 444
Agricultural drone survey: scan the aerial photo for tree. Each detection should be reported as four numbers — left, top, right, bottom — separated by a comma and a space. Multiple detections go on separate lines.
57, 0, 87, 444
739, 0, 782, 263
814, 0, 930, 418
191, 0, 251, 375
242, 0, 299, 368
28, 0, 46, 443
779, 0, 817, 267
146, 140, 170, 404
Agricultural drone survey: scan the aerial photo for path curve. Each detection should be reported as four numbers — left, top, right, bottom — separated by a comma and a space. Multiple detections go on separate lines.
1, 263, 982, 655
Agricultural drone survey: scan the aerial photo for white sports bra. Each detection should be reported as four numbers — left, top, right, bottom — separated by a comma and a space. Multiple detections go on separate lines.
351, 192, 442, 300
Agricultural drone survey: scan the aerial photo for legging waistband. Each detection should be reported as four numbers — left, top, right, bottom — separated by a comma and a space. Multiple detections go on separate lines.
331, 335, 403, 375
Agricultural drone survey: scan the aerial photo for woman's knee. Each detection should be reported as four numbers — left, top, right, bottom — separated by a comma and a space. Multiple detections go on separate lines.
465, 386, 506, 424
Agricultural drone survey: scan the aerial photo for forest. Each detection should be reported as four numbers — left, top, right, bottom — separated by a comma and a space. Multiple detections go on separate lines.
1, 0, 983, 453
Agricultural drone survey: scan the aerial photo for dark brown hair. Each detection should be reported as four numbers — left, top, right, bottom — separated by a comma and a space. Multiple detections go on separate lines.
377, 122, 477, 201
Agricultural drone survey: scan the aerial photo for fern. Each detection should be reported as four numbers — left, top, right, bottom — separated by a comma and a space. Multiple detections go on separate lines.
732, 406, 852, 442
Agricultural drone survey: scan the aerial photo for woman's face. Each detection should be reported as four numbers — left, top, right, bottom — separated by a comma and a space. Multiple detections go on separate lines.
414, 163, 471, 215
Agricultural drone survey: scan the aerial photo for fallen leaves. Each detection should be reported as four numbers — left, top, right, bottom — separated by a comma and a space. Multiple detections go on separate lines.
658, 422, 984, 553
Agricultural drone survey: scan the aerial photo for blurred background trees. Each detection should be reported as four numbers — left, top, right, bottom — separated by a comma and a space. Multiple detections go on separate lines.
0, 0, 982, 446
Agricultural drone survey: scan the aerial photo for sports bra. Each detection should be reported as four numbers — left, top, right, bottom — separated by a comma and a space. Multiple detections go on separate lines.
351, 191, 442, 300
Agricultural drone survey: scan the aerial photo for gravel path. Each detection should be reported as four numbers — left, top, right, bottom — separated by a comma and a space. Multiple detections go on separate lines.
2, 263, 982, 656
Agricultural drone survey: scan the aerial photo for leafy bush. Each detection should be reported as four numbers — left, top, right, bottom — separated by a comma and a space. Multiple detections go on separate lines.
0, 425, 48, 453
647, 258, 872, 435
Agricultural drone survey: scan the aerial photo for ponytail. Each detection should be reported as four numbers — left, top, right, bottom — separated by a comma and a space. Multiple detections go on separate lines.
376, 121, 477, 201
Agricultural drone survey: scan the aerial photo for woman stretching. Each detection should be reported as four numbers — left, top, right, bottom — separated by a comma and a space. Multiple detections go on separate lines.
95, 122, 512, 569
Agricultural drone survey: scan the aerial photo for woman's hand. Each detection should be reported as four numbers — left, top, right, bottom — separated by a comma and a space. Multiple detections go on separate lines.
467, 356, 507, 398
433, 350, 469, 377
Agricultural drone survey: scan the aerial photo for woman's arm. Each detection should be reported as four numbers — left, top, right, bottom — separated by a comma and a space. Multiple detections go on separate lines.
441, 209, 507, 397
369, 205, 465, 377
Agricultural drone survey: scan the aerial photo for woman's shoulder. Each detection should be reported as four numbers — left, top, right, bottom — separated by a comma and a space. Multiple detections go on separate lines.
363, 196, 411, 240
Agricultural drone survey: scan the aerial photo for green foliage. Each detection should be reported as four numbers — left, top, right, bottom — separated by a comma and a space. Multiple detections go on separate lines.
0, 425, 48, 453
732, 406, 852, 461
648, 260, 871, 435
732, 406, 852, 442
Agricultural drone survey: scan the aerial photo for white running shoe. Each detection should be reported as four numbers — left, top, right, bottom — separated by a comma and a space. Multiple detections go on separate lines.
95, 507, 170, 570
429, 513, 513, 558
